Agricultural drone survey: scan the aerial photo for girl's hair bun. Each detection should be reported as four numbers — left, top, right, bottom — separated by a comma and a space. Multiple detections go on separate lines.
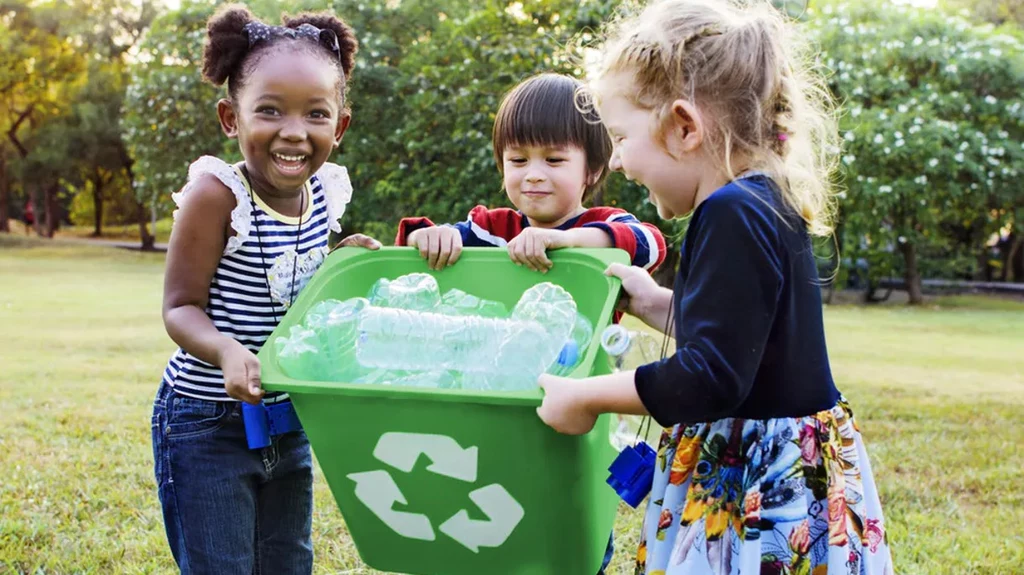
202, 4, 256, 86
282, 12, 358, 79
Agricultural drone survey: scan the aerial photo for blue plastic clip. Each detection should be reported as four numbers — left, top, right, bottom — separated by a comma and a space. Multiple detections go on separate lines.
241, 400, 303, 450
606, 441, 656, 508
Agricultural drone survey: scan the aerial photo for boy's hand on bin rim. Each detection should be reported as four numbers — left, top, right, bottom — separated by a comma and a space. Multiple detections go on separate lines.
537, 374, 598, 435
220, 341, 265, 405
407, 226, 463, 270
330, 233, 382, 253
507, 227, 564, 273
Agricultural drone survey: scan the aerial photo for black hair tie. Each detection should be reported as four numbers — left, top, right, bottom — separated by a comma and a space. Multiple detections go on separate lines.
242, 21, 342, 62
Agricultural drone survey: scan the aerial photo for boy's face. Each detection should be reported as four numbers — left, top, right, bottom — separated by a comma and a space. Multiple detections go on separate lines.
502, 144, 591, 228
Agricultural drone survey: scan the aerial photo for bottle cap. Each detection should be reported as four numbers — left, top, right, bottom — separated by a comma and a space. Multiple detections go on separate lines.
556, 341, 579, 367
600, 324, 631, 357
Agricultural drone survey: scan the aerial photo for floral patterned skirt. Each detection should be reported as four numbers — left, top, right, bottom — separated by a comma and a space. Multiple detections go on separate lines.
635, 398, 892, 575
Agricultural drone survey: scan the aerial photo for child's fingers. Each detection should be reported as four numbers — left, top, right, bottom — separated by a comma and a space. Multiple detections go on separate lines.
426, 232, 442, 270
522, 235, 547, 272
333, 234, 381, 252
223, 363, 247, 401
448, 235, 463, 266
417, 235, 432, 261
508, 239, 525, 268
352, 234, 382, 250
523, 235, 540, 271
435, 235, 453, 269
530, 249, 552, 273
535, 246, 553, 272
604, 262, 632, 279
245, 360, 264, 404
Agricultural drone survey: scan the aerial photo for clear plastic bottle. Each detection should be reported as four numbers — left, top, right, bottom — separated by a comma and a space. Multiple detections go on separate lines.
600, 324, 665, 450
355, 308, 556, 390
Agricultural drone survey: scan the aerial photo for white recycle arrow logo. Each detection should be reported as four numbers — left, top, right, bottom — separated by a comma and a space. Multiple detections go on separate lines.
347, 432, 524, 553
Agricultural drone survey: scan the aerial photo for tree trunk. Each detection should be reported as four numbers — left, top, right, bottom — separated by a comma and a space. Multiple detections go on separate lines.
136, 198, 155, 250
121, 155, 154, 250
898, 240, 924, 305
31, 189, 44, 236
977, 247, 992, 281
0, 152, 9, 233
44, 183, 59, 238
92, 176, 104, 237
1006, 235, 1023, 283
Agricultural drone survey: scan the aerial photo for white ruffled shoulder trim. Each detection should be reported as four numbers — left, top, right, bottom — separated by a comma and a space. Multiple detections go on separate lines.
315, 162, 353, 234
171, 156, 253, 256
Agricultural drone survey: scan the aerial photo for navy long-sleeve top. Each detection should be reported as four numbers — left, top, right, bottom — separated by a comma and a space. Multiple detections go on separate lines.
634, 175, 839, 426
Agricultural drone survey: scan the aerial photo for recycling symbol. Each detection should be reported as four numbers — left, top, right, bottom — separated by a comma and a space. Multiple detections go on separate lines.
347, 432, 525, 553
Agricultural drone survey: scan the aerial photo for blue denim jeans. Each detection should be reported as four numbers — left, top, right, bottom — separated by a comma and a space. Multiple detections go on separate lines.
151, 382, 313, 574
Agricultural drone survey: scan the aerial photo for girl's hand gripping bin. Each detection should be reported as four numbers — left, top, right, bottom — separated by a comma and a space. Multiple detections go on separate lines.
258, 247, 630, 575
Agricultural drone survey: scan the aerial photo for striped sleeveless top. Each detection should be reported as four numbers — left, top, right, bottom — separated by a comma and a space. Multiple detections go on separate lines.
162, 156, 353, 401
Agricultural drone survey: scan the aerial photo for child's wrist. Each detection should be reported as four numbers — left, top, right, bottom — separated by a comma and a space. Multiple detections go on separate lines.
214, 337, 243, 365
549, 228, 572, 248
561, 227, 612, 249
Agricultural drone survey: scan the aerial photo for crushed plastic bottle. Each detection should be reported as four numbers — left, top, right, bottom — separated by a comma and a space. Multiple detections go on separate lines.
600, 324, 666, 451
367, 273, 441, 311
438, 288, 508, 318
275, 325, 329, 381
317, 297, 368, 381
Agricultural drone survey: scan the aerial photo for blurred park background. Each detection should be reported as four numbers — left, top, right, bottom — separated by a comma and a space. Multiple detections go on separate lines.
1, 0, 1022, 573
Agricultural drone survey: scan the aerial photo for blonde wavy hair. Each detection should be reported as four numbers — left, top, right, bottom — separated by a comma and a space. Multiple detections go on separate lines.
589, 0, 840, 236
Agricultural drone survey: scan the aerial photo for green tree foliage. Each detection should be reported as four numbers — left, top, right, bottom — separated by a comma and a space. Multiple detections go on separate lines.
810, 0, 1024, 302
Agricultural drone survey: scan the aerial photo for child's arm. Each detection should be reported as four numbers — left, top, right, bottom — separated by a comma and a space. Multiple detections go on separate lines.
397, 206, 522, 268
507, 209, 667, 273
537, 371, 645, 435
162, 175, 264, 404
542, 192, 784, 433
577, 209, 667, 271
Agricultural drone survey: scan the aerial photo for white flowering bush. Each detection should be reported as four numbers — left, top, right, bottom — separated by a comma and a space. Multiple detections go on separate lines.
809, 0, 1024, 301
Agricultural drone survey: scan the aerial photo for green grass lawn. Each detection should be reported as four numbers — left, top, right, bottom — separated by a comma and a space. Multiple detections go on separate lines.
1, 237, 1022, 574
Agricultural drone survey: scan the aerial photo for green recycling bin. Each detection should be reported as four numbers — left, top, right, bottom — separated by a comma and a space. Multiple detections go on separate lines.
259, 247, 630, 575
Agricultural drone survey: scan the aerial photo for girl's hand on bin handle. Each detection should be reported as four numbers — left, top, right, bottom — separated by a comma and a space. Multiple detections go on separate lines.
220, 341, 265, 405
537, 374, 598, 435
604, 263, 661, 317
